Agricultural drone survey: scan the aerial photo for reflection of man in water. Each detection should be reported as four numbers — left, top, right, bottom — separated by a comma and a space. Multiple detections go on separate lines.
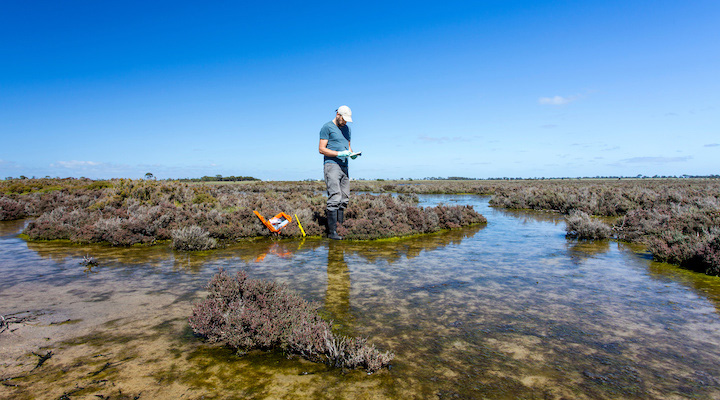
325, 242, 352, 332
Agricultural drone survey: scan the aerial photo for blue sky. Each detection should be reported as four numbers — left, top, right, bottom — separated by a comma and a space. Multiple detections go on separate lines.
1, 0, 718, 180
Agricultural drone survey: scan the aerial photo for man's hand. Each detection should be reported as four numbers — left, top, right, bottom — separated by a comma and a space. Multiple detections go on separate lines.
337, 150, 352, 158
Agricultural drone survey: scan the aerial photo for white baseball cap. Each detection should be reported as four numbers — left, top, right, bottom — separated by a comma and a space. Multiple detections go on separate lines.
336, 105, 353, 122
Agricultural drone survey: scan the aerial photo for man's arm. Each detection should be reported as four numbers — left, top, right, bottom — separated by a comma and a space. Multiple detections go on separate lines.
319, 139, 341, 157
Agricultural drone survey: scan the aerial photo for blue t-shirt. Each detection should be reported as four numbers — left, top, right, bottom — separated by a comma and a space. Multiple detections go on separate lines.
319, 121, 351, 167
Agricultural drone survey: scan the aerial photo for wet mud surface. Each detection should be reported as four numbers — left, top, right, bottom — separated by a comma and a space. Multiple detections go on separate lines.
2, 195, 720, 399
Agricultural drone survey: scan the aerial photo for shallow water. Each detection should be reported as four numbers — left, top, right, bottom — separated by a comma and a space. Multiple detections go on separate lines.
2, 195, 720, 399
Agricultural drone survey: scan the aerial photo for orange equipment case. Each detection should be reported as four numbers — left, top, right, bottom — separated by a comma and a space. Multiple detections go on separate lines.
253, 211, 293, 234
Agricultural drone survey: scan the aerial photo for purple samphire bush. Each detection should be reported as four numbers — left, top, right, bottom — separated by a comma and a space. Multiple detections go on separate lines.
189, 269, 394, 373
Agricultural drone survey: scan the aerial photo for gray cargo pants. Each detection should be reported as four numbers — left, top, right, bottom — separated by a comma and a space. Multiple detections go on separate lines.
324, 162, 349, 211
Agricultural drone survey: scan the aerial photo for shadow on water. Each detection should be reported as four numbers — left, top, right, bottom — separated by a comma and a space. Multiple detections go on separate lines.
325, 241, 352, 335
3, 196, 720, 399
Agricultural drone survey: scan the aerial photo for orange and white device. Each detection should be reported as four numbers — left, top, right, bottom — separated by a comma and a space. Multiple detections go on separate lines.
254, 211, 293, 233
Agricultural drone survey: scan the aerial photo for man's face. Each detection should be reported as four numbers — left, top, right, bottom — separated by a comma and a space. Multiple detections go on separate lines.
336, 113, 347, 127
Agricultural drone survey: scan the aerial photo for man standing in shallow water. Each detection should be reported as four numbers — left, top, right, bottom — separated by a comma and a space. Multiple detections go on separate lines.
318, 105, 357, 240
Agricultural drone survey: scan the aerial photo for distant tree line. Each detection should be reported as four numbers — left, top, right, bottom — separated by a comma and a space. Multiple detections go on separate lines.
422, 176, 476, 180
178, 175, 261, 182
415, 174, 720, 181
4, 174, 719, 182
3, 176, 90, 181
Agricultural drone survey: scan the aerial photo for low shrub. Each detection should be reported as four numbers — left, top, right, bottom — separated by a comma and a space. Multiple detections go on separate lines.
189, 269, 394, 372
618, 206, 720, 275
565, 210, 612, 240
646, 230, 703, 267
338, 196, 486, 240
698, 236, 720, 275
0, 196, 29, 220
171, 225, 218, 251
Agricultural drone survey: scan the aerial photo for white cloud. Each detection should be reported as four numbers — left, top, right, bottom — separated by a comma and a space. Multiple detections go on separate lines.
704, 143, 720, 148
538, 95, 580, 106
619, 156, 692, 164
53, 160, 103, 168
418, 135, 469, 143
0, 159, 19, 175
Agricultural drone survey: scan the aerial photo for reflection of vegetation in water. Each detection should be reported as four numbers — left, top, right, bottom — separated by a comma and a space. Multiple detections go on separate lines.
565, 239, 611, 266
25, 239, 172, 266
494, 206, 567, 225
341, 224, 485, 264
21, 225, 486, 272
623, 240, 720, 313
0, 218, 27, 237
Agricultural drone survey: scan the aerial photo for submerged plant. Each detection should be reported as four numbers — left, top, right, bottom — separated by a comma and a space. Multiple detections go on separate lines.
80, 254, 98, 267
189, 269, 394, 373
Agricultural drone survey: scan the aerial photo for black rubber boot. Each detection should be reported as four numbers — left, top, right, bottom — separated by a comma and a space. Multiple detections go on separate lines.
337, 209, 344, 224
326, 209, 342, 240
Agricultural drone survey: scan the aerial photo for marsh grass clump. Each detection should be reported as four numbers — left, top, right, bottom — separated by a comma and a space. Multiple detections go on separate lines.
171, 225, 218, 251
565, 210, 612, 240
189, 269, 394, 373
